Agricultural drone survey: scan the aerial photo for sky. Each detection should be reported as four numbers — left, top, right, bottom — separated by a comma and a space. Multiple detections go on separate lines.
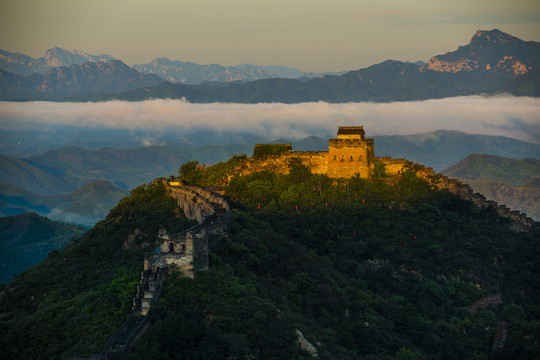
1, 0, 539, 72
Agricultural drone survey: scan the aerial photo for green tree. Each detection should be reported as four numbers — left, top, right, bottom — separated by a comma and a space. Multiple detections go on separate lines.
179, 160, 201, 184
373, 158, 389, 179
252, 144, 291, 159
288, 157, 312, 183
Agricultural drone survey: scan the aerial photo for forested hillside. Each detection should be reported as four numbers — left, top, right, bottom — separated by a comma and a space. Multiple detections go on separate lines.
0, 213, 87, 283
1, 160, 538, 359
0, 183, 196, 359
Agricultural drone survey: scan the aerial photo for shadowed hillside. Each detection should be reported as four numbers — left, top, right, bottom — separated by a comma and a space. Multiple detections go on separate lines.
0, 181, 128, 226
0, 213, 87, 283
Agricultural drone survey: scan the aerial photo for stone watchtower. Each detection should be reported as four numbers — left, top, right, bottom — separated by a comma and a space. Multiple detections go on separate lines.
327, 126, 374, 179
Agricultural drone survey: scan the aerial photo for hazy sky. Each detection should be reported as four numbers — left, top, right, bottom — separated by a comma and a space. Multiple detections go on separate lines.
1, 0, 539, 72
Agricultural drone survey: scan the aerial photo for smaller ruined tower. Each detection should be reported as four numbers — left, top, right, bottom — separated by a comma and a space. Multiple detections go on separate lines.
327, 126, 374, 179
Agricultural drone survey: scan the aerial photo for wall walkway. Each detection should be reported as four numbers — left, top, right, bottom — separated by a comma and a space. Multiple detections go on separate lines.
99, 181, 230, 358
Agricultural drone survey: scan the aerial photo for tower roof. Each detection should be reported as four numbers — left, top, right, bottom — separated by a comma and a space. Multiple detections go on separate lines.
337, 126, 365, 137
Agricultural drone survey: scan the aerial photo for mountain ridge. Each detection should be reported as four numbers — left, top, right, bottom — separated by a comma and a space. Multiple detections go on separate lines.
0, 47, 116, 76
0, 59, 165, 100
2, 29, 539, 101
0, 180, 128, 226
132, 58, 272, 84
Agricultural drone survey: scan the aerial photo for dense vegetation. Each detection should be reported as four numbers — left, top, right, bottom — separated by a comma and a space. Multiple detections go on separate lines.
0, 182, 196, 359
252, 144, 291, 159
132, 160, 539, 359
178, 154, 247, 187
0, 213, 87, 283
1, 158, 539, 359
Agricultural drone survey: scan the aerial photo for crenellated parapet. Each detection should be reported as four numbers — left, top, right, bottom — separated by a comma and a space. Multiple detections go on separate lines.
225, 126, 375, 182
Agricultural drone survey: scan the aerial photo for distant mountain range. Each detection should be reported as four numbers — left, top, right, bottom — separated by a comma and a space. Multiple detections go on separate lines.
442, 154, 540, 220
0, 47, 115, 76
1, 48, 345, 86
0, 60, 164, 100
132, 58, 271, 84
1, 29, 538, 101
0, 143, 255, 194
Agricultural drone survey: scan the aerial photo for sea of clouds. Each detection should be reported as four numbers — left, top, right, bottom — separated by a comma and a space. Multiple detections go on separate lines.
1, 96, 539, 148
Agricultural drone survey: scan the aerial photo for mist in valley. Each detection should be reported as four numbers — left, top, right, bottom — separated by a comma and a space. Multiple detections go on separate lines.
1, 95, 539, 157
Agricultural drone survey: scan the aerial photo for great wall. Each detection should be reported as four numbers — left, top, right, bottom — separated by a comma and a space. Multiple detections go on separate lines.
100, 183, 230, 358
98, 126, 535, 358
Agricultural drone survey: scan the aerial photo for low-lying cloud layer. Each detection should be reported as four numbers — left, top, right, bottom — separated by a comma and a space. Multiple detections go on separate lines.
1, 96, 539, 145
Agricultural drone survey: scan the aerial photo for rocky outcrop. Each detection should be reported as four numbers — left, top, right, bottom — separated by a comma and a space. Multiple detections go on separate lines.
467, 294, 502, 313
420, 29, 540, 77
296, 329, 318, 358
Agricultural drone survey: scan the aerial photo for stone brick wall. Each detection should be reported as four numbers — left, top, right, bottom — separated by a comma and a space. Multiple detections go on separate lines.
327, 138, 373, 179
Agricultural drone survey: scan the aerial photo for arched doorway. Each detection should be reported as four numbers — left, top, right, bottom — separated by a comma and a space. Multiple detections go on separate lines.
169, 242, 175, 252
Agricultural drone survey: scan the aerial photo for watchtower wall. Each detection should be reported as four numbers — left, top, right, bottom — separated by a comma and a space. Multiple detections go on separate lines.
327, 138, 374, 179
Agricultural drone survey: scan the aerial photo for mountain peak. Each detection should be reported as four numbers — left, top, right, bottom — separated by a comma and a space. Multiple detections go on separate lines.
44, 47, 115, 68
420, 29, 539, 76
470, 29, 521, 46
